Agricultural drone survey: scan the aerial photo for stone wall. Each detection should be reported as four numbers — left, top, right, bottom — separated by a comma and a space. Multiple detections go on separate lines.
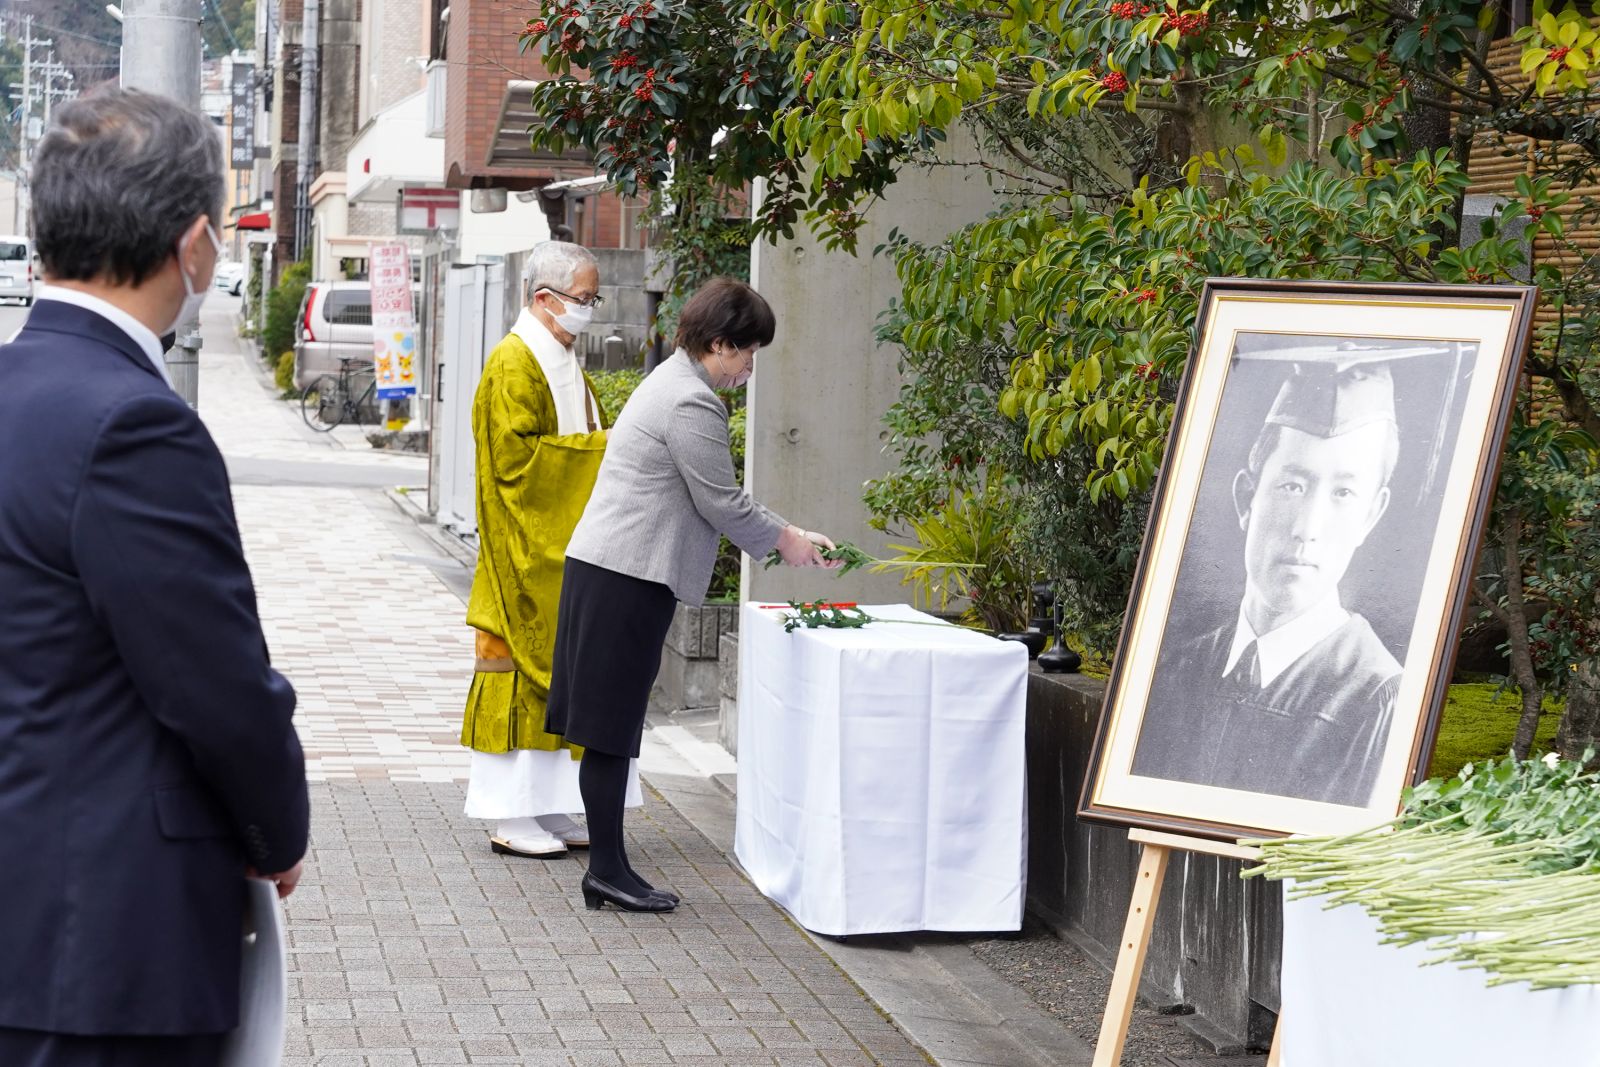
652, 604, 740, 715
1025, 671, 1281, 1052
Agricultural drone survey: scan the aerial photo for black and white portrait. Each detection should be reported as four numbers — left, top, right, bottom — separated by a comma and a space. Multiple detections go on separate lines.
1081, 281, 1536, 842
1131, 334, 1476, 807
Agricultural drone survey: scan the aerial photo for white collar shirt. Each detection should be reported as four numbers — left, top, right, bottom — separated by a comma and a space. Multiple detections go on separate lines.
35, 284, 172, 390
510, 308, 591, 435
1223, 595, 1351, 688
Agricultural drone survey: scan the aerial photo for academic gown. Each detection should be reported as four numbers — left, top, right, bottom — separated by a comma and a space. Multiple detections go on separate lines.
1132, 613, 1401, 807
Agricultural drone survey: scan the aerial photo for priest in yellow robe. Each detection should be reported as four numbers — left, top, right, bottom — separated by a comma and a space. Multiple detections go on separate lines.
461, 241, 642, 858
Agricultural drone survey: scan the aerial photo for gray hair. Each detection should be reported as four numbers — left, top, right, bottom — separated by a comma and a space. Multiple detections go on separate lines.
32, 88, 225, 287
522, 240, 598, 303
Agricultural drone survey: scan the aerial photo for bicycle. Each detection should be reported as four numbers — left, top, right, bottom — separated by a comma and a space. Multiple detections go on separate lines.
301, 358, 379, 432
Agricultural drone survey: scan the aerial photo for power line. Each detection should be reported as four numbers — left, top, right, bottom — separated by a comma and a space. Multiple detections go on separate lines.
203, 0, 241, 52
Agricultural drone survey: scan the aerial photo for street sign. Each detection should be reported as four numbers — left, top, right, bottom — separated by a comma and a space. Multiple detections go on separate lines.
229, 61, 255, 171
399, 187, 459, 233
369, 242, 419, 400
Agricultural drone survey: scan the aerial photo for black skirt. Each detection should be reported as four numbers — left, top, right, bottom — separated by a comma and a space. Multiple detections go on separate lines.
0, 1027, 225, 1067
546, 556, 678, 759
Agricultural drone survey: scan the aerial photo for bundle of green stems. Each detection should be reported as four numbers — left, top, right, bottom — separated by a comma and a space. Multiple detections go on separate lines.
1245, 752, 1600, 989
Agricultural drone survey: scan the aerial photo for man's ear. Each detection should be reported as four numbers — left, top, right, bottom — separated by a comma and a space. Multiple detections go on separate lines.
176, 215, 210, 275
1359, 486, 1392, 541
1232, 470, 1255, 532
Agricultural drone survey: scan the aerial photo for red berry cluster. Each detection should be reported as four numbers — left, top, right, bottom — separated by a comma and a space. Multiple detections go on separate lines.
1286, 47, 1313, 61
527, 18, 549, 33
1110, 1, 1151, 17
1101, 71, 1129, 92
803, 70, 815, 85
741, 70, 755, 86
1550, 45, 1573, 63
563, 105, 586, 121
618, 12, 636, 28
1134, 362, 1159, 381
610, 50, 639, 71
1528, 204, 1547, 221
1132, 288, 1157, 303
633, 68, 659, 101
1160, 8, 1208, 35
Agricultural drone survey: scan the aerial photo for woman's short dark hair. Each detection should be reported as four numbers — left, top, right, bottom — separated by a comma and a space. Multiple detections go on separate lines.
32, 88, 225, 287
675, 278, 776, 357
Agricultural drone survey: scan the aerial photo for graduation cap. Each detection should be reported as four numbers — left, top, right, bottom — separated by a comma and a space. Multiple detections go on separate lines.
1234, 338, 1463, 498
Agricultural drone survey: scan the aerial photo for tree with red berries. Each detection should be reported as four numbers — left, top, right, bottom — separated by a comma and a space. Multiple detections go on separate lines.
519, 0, 932, 323
740, 0, 1600, 757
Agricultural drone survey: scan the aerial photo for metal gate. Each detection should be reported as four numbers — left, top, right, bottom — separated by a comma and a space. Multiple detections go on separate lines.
435, 262, 506, 537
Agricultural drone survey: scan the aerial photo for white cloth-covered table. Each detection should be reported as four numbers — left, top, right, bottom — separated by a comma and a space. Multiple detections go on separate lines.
1281, 888, 1600, 1065
733, 602, 1029, 935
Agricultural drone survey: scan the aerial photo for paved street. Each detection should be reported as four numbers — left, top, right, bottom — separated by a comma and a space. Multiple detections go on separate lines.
175, 297, 939, 1066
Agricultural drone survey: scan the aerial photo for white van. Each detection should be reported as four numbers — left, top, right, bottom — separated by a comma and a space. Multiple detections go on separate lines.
0, 236, 34, 306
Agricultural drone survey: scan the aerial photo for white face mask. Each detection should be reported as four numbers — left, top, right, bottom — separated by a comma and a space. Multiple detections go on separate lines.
167, 222, 222, 335
540, 289, 594, 336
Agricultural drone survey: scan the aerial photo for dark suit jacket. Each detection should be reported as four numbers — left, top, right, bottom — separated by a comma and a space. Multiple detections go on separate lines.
0, 300, 309, 1036
1132, 612, 1400, 806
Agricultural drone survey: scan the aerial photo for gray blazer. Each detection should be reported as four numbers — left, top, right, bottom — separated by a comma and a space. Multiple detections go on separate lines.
567, 349, 788, 604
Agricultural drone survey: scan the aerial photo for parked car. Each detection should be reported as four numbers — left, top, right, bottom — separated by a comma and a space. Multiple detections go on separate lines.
213, 260, 247, 296
0, 235, 35, 305
293, 279, 421, 390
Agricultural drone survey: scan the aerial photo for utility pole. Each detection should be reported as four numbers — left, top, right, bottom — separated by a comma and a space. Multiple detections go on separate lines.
39, 55, 74, 128
8, 15, 49, 237
293, 0, 318, 263
120, 0, 204, 406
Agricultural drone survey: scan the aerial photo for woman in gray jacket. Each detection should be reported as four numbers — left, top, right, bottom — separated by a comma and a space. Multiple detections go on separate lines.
546, 278, 839, 913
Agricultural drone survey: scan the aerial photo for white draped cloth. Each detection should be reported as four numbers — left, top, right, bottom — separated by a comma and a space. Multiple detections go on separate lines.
1279, 887, 1600, 1064
464, 311, 640, 821
734, 603, 1029, 935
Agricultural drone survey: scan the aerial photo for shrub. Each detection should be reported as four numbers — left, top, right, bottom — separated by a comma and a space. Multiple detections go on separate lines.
262, 260, 310, 363
274, 351, 297, 396
590, 368, 644, 426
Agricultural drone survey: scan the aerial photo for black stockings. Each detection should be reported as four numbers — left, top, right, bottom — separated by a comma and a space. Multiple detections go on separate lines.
578, 750, 651, 895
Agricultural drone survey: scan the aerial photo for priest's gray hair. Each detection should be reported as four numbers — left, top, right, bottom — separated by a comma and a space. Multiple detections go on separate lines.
523, 241, 598, 303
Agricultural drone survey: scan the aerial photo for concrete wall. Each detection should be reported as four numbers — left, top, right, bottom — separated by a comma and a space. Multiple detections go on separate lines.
456, 196, 553, 263
743, 129, 1000, 604
319, 0, 363, 172
1026, 671, 1282, 1052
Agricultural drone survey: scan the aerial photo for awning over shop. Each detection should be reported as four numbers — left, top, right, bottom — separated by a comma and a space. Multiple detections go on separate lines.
489, 82, 596, 170
237, 211, 271, 230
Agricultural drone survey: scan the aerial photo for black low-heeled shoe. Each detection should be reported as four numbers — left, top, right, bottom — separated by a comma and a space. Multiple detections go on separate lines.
582, 872, 676, 913
648, 887, 680, 905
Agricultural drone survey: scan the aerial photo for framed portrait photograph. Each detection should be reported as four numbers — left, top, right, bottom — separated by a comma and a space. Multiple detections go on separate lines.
1080, 279, 1538, 842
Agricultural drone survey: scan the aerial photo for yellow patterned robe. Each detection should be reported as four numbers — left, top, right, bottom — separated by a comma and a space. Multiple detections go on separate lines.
460, 332, 607, 753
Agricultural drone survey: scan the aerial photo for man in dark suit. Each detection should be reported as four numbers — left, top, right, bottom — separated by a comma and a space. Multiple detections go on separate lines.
0, 90, 309, 1065
1133, 352, 1408, 807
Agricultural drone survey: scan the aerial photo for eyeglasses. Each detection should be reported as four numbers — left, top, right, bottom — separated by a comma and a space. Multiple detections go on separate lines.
541, 286, 605, 309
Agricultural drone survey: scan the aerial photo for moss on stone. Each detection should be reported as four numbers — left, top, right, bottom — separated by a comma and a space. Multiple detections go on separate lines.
1428, 683, 1562, 779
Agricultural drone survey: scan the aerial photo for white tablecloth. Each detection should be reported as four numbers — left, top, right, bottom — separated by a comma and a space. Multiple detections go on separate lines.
733, 602, 1029, 935
1281, 888, 1600, 1065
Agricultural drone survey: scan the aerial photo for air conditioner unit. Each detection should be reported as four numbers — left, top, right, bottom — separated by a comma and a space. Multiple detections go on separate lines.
424, 59, 447, 139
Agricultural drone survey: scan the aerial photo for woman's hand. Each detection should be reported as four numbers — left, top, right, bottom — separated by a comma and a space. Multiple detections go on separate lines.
806, 530, 845, 570
777, 524, 833, 568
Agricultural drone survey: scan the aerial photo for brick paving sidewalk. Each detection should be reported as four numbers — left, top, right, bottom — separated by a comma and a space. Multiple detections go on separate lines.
285, 781, 929, 1066
198, 305, 933, 1066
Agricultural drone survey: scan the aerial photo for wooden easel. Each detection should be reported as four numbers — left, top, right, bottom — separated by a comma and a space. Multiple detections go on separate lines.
1092, 828, 1283, 1067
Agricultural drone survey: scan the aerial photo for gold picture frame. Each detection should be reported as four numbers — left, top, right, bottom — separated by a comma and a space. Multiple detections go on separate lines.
1079, 279, 1538, 842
